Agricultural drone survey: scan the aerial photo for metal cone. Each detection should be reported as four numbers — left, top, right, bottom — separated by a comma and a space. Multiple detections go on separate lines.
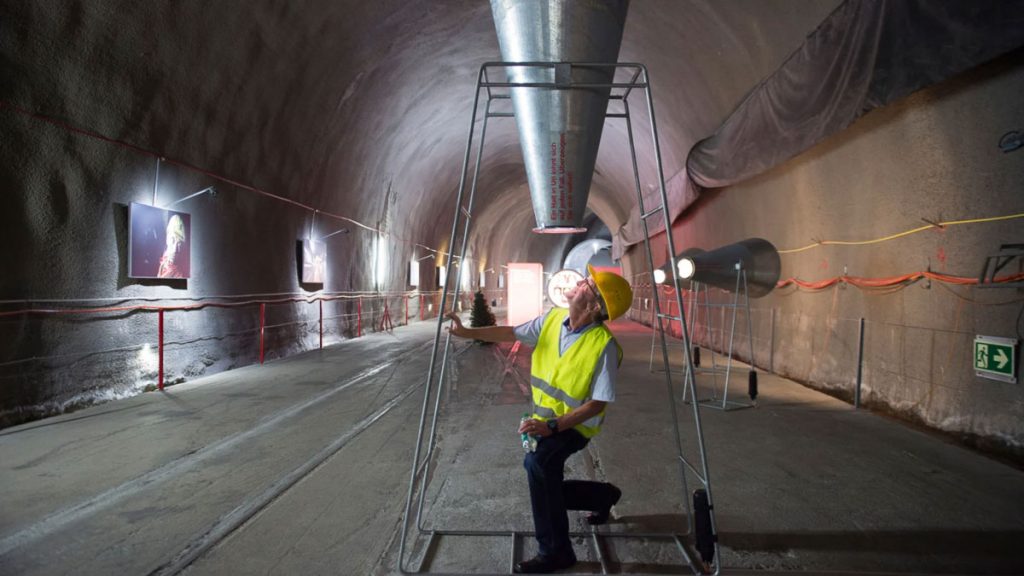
490, 0, 630, 233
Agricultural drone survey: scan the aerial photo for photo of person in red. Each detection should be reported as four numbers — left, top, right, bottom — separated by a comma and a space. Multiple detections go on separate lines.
129, 202, 191, 279
157, 214, 187, 278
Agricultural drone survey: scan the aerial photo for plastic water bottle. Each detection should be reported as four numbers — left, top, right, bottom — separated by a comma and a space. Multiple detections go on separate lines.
520, 413, 537, 453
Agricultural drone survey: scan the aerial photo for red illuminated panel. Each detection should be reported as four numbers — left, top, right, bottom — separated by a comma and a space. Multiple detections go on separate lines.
507, 263, 544, 327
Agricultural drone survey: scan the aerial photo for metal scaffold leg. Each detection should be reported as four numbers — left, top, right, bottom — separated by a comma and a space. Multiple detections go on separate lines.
681, 273, 757, 412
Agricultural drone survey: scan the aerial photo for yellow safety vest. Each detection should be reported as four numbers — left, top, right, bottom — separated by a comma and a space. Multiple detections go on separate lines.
530, 309, 622, 438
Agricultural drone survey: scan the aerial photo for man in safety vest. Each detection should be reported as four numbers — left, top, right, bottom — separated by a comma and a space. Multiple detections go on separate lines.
447, 264, 633, 574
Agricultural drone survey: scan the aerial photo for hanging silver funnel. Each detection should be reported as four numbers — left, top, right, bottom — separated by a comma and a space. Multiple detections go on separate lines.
490, 0, 630, 233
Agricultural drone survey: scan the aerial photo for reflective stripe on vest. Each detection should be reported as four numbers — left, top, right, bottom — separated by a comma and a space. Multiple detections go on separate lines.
529, 309, 621, 438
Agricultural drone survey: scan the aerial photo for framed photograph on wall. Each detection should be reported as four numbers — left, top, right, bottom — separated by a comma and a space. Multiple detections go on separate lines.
301, 239, 326, 284
409, 260, 420, 288
129, 202, 191, 279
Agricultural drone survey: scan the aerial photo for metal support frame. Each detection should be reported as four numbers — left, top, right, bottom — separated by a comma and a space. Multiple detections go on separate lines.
978, 243, 1024, 289
679, 265, 757, 411
646, 284, 708, 385
648, 285, 692, 375
397, 62, 719, 575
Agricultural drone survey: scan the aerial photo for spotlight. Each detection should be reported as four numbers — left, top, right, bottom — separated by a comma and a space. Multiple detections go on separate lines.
677, 258, 696, 280
138, 343, 158, 373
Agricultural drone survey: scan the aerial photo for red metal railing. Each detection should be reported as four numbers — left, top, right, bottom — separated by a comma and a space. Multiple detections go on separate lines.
0, 288, 507, 392
0, 290, 466, 390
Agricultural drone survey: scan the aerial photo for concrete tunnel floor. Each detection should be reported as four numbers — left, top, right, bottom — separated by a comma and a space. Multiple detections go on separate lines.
1, 313, 1022, 575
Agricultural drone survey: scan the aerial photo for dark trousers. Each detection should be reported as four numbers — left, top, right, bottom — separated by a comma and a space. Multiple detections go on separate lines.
523, 428, 620, 559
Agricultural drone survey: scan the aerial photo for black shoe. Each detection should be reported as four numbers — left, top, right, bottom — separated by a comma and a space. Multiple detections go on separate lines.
513, 552, 577, 573
586, 484, 622, 525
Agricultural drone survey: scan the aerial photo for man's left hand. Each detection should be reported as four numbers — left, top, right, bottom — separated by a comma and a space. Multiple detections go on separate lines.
518, 417, 553, 437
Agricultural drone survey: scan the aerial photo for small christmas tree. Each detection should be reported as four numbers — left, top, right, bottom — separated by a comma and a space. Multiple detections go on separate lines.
470, 291, 496, 329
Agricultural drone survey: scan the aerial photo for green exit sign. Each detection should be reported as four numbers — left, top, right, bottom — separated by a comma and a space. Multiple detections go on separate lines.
974, 335, 1018, 383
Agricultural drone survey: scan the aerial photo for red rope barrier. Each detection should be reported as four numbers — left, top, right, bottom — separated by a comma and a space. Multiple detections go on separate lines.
644, 270, 1024, 295
0, 291, 435, 379
0, 293, 397, 319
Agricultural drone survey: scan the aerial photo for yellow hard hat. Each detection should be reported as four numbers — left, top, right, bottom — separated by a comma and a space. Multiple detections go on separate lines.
587, 264, 633, 322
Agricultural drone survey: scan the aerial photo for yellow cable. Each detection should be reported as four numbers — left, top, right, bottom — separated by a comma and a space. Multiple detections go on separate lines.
779, 212, 1024, 254
938, 213, 1024, 226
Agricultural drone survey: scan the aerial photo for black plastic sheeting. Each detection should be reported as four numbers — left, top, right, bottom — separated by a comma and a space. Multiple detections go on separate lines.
687, 0, 1024, 188
616, 0, 1024, 258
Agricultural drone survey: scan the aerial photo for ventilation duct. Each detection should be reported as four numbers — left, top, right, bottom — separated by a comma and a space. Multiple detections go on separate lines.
490, 0, 630, 233
563, 237, 613, 274
670, 238, 781, 298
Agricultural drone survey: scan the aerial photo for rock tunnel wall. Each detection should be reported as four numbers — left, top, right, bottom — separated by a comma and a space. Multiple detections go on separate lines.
0, 110, 393, 426
0, 0, 495, 427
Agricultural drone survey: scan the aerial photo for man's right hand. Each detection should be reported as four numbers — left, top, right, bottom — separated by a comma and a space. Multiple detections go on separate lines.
446, 312, 469, 338
445, 314, 515, 343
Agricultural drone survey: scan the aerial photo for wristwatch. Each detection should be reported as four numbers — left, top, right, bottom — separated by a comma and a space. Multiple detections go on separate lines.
546, 419, 559, 434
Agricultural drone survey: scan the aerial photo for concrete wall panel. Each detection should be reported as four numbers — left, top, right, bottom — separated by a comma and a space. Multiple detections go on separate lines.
629, 50, 1024, 458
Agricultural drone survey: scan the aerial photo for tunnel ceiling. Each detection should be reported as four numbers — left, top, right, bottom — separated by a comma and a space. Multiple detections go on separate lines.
3, 0, 841, 272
